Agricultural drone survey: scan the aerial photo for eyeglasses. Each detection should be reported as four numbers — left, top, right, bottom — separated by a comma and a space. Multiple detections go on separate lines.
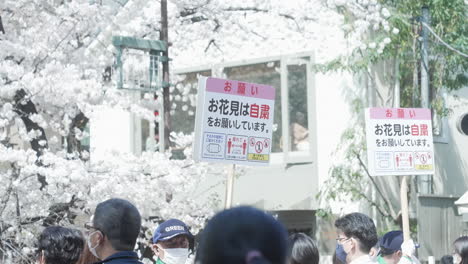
84, 222, 104, 235
84, 222, 97, 230
336, 237, 351, 244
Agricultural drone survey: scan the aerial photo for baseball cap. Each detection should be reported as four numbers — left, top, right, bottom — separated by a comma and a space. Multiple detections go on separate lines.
380, 231, 403, 252
152, 219, 193, 244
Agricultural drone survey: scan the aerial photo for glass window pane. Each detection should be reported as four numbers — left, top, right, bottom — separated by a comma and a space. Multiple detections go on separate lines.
223, 62, 282, 153
288, 63, 309, 152
172, 70, 211, 134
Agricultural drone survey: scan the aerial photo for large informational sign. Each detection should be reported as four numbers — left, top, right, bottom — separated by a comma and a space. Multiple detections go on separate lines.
193, 77, 275, 166
365, 107, 435, 176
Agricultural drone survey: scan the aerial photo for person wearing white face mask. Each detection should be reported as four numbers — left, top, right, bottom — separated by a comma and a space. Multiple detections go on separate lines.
85, 198, 143, 264
453, 236, 468, 264
151, 219, 194, 264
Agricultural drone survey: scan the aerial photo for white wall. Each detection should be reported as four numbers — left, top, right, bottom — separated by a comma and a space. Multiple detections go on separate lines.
90, 107, 134, 160
433, 87, 468, 196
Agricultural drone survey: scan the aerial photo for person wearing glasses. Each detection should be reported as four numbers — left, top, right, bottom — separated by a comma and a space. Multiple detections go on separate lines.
36, 226, 84, 264
85, 198, 143, 264
334, 213, 378, 264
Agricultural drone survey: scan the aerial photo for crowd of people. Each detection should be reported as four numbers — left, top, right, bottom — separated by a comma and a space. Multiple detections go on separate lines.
35, 198, 468, 264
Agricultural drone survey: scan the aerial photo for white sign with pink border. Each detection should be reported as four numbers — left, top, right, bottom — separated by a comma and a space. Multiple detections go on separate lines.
194, 77, 275, 166
365, 107, 435, 176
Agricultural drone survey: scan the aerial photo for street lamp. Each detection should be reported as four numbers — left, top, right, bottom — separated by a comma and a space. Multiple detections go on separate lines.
112, 36, 169, 92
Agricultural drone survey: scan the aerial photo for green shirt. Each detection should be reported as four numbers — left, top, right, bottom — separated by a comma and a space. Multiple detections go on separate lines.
377, 256, 387, 264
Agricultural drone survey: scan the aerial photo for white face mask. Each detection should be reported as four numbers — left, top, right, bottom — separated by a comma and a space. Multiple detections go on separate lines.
453, 254, 461, 264
86, 231, 100, 259
161, 248, 189, 264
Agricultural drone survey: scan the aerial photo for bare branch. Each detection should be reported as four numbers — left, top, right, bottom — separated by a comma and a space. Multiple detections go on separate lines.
204, 39, 222, 53
354, 151, 399, 220
0, 177, 14, 217
33, 21, 77, 73
0, 16, 5, 34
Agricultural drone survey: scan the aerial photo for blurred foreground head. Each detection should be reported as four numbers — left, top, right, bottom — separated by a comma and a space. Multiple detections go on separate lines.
453, 236, 468, 264
37, 226, 84, 264
196, 206, 288, 264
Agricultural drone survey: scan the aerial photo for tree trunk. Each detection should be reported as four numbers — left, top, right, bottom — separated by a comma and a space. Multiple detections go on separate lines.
66, 112, 89, 158
0, 16, 5, 34
13, 89, 48, 189
13, 89, 48, 156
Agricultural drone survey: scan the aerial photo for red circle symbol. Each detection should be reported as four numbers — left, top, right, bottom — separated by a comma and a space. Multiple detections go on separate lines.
420, 154, 427, 164
255, 141, 263, 153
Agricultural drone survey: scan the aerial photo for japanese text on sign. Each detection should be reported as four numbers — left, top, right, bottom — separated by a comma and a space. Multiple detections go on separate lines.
365, 107, 435, 176
193, 77, 275, 166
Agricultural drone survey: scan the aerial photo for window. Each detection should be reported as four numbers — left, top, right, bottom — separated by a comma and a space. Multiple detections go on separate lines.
223, 62, 282, 153
172, 70, 211, 133
458, 113, 468, 136
288, 63, 309, 152
281, 56, 315, 163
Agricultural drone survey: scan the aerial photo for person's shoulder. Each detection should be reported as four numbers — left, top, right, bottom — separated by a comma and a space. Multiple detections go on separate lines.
352, 255, 377, 264
103, 260, 144, 264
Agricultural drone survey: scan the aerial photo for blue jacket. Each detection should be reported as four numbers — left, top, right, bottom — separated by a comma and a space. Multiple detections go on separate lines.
94, 251, 143, 264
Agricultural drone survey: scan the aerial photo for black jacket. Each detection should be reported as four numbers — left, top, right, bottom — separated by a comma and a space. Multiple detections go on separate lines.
93, 251, 143, 264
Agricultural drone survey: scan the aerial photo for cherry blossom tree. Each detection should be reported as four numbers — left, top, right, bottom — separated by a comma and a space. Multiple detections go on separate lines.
0, 0, 350, 262
0, 1, 216, 262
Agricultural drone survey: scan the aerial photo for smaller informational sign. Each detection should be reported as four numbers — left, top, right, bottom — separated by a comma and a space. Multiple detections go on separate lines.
193, 77, 275, 166
365, 107, 435, 176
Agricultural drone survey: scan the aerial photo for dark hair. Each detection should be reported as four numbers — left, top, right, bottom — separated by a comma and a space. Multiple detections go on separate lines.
93, 198, 142, 251
159, 235, 190, 249
441, 255, 454, 264
196, 206, 288, 264
334, 213, 378, 254
454, 236, 468, 264
379, 248, 396, 257
37, 226, 84, 264
288, 233, 319, 264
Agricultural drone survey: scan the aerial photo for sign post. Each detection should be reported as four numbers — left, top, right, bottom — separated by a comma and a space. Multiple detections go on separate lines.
224, 164, 236, 208
365, 107, 435, 240
194, 77, 276, 208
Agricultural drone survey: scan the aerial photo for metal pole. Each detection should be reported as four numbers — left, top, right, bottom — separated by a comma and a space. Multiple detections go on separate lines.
394, 56, 410, 241
224, 164, 235, 209
159, 94, 165, 153
394, 56, 400, 108
421, 6, 430, 109
419, 6, 432, 194
161, 0, 171, 150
